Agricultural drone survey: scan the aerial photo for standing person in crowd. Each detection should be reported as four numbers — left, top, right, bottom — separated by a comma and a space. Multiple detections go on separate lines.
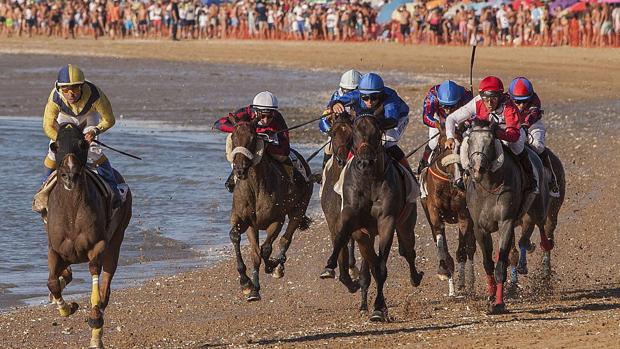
330, 72, 414, 174
170, 0, 179, 40
108, 0, 121, 39
418, 80, 472, 180
397, 5, 411, 44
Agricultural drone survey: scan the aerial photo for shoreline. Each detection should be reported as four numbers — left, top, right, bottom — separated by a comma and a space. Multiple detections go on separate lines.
1, 41, 619, 348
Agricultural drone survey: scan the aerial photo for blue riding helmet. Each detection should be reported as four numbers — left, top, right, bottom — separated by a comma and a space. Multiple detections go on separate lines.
508, 77, 534, 101
358, 73, 384, 95
437, 80, 462, 106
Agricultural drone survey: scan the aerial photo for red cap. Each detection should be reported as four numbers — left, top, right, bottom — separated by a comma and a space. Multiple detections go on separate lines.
479, 76, 504, 94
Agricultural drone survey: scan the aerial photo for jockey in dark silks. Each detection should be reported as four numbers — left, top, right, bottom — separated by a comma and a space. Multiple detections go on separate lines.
317, 69, 362, 170
213, 91, 293, 193
42, 64, 121, 207
418, 80, 473, 175
329, 72, 414, 174
508, 77, 559, 197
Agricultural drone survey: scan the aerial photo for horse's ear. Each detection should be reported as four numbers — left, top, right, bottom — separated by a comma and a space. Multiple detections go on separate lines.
250, 118, 260, 130
50, 142, 58, 153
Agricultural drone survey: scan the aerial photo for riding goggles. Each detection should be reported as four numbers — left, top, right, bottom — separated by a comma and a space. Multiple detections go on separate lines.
361, 93, 381, 102
480, 90, 501, 99
59, 84, 83, 94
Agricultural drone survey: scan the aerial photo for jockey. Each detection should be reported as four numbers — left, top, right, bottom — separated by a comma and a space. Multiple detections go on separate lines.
329, 72, 413, 174
213, 91, 293, 193
509, 77, 559, 197
42, 64, 121, 208
445, 76, 537, 195
318, 69, 361, 169
418, 80, 473, 174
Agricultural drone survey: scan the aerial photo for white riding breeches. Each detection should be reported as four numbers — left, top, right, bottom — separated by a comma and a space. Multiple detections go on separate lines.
382, 117, 409, 149
428, 127, 440, 150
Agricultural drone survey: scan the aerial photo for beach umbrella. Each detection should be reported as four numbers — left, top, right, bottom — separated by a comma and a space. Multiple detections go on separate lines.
511, 0, 542, 9
425, 0, 445, 10
548, 0, 579, 12
376, 0, 414, 25
444, 1, 467, 18
467, 2, 493, 15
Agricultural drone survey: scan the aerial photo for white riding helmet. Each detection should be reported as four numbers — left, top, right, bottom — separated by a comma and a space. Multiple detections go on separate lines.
252, 91, 278, 110
339, 69, 362, 90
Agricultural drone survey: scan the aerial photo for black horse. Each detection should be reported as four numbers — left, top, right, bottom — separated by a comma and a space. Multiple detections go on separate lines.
321, 113, 423, 322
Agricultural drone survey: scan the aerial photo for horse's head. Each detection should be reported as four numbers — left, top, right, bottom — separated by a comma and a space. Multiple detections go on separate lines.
352, 113, 383, 174
231, 118, 259, 180
51, 123, 89, 190
329, 112, 353, 167
467, 119, 498, 182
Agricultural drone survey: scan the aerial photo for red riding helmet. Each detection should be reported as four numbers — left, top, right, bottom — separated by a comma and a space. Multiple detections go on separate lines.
479, 76, 504, 97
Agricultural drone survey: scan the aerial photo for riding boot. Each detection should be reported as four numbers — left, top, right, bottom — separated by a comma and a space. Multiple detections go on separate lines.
322, 152, 332, 170
518, 151, 538, 194
541, 149, 560, 198
97, 159, 121, 209
224, 170, 236, 193
42, 166, 54, 185
417, 144, 433, 175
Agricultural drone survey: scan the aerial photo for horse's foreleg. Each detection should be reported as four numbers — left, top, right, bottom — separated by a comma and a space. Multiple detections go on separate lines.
261, 220, 283, 275
396, 217, 424, 289
476, 230, 495, 304
47, 249, 78, 317
518, 215, 536, 275
460, 217, 476, 294
355, 234, 377, 315
230, 222, 252, 294
87, 250, 105, 349
492, 219, 515, 314
322, 209, 356, 277
347, 240, 359, 280
246, 227, 262, 301
371, 217, 396, 322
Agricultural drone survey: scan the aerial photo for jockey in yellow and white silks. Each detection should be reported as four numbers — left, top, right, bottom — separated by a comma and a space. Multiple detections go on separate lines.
42, 64, 120, 206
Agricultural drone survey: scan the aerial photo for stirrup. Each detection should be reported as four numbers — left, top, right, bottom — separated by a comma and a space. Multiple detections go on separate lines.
454, 178, 465, 191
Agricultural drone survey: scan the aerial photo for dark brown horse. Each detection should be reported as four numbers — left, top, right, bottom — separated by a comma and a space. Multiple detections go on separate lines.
420, 130, 476, 296
464, 119, 549, 314
509, 147, 565, 284
321, 113, 423, 322
319, 112, 360, 293
44, 123, 132, 348
229, 116, 313, 301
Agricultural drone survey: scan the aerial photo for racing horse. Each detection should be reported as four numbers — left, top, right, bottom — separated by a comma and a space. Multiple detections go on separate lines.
464, 119, 548, 314
510, 148, 565, 283
44, 123, 132, 348
321, 113, 423, 322
420, 129, 476, 296
319, 112, 360, 293
229, 114, 313, 301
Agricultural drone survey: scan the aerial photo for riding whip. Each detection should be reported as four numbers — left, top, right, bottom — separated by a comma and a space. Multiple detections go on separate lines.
92, 140, 143, 160
405, 133, 440, 159
469, 42, 477, 93
306, 140, 330, 162
275, 102, 355, 135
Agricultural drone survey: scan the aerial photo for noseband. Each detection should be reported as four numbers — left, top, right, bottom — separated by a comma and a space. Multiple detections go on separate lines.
467, 128, 496, 171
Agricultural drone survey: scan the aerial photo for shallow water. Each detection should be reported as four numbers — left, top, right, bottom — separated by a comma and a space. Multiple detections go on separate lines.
0, 116, 323, 310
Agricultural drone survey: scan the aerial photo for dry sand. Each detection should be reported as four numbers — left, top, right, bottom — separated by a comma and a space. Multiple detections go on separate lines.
0, 38, 619, 348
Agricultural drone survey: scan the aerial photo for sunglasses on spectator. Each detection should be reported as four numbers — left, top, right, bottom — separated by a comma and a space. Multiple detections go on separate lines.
361, 94, 381, 102
60, 85, 83, 94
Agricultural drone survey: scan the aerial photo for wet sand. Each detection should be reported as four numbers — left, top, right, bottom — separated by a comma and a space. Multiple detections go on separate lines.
0, 38, 619, 348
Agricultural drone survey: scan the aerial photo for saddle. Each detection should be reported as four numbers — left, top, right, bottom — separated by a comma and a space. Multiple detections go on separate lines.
32, 169, 129, 224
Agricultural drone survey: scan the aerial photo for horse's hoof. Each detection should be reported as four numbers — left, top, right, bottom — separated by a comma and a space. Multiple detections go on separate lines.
436, 272, 449, 281
411, 271, 424, 287
272, 264, 284, 279
369, 310, 388, 322
487, 302, 508, 315
264, 263, 275, 275
320, 268, 336, 279
346, 280, 360, 294
349, 266, 360, 281
246, 290, 261, 302
241, 282, 253, 295
526, 243, 536, 254
89, 340, 104, 349
359, 304, 368, 313
516, 265, 529, 275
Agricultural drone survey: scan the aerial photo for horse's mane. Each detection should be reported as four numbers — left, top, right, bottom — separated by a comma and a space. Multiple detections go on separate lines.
471, 118, 491, 129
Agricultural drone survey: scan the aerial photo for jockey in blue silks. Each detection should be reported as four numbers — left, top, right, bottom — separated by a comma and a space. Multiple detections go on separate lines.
329, 72, 413, 174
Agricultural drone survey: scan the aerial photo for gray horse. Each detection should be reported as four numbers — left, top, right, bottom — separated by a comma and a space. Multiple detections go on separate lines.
464, 119, 548, 314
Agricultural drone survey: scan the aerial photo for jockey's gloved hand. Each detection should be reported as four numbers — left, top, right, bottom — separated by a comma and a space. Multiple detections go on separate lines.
261, 130, 279, 145
84, 129, 97, 144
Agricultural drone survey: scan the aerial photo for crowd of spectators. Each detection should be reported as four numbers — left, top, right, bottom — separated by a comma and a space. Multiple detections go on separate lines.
0, 0, 618, 47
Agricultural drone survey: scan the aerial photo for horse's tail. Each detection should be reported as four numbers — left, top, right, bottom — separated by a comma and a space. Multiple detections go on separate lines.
299, 215, 312, 231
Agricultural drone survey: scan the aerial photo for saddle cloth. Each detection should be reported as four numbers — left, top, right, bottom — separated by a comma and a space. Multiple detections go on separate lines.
32, 170, 129, 223
333, 156, 419, 211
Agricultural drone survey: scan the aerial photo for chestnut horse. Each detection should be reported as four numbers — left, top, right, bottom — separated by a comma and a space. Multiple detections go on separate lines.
420, 130, 476, 296
321, 113, 423, 322
229, 116, 313, 301
45, 123, 132, 348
